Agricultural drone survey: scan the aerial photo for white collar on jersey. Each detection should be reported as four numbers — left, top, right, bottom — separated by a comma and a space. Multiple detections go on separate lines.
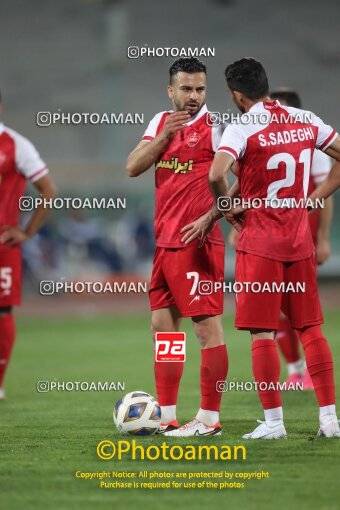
185, 104, 208, 126
0, 122, 4, 135
248, 99, 281, 113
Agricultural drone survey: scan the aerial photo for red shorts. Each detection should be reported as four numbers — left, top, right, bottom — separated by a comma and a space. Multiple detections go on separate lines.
149, 241, 225, 317
235, 251, 323, 330
0, 247, 22, 307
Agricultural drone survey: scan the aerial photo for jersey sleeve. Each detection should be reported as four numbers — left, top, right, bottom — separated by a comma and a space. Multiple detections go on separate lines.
310, 150, 333, 184
142, 111, 167, 142
10, 129, 48, 182
217, 123, 247, 161
310, 112, 338, 151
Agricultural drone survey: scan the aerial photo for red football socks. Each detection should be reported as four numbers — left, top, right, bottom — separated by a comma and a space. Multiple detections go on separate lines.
0, 314, 16, 387
252, 339, 282, 410
299, 326, 335, 406
200, 344, 228, 411
277, 317, 300, 363
154, 359, 184, 406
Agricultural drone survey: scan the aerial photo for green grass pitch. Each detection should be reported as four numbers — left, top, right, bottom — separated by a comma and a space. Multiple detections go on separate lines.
1, 310, 340, 510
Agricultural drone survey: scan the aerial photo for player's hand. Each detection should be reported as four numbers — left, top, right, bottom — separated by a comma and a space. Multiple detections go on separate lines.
223, 204, 245, 232
315, 238, 331, 265
228, 227, 239, 249
180, 211, 216, 247
162, 111, 191, 140
0, 226, 29, 246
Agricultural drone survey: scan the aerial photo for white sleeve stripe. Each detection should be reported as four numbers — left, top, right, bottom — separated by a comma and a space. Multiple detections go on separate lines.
320, 131, 338, 151
30, 167, 49, 182
217, 147, 237, 161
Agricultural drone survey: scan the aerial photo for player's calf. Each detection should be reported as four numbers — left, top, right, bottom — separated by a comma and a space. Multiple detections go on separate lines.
192, 315, 228, 429
151, 306, 184, 428
166, 316, 228, 437
276, 316, 313, 390
245, 331, 287, 439
0, 307, 15, 396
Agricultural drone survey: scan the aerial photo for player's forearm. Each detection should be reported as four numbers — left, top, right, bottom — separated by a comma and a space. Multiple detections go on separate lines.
228, 179, 240, 199
317, 195, 333, 242
209, 152, 234, 204
209, 172, 229, 204
126, 133, 169, 177
209, 204, 223, 222
24, 208, 50, 238
309, 161, 340, 201
209, 180, 239, 222
24, 184, 57, 238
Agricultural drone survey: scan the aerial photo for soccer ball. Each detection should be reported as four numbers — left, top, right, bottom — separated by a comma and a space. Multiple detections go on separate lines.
113, 391, 161, 435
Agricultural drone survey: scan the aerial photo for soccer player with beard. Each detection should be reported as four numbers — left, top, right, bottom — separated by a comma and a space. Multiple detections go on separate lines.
126, 57, 228, 437
184, 58, 340, 438
0, 90, 57, 400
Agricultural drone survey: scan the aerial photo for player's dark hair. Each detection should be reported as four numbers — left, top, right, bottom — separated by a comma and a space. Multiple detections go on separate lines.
225, 58, 269, 100
270, 89, 302, 108
169, 57, 206, 83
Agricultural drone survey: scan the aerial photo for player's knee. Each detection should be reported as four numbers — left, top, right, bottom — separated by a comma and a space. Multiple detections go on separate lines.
193, 322, 207, 345
251, 329, 275, 341
151, 319, 172, 337
151, 321, 159, 337
0, 306, 12, 317
193, 318, 224, 348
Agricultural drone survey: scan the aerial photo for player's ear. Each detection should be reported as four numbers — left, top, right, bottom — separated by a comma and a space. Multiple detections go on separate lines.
227, 86, 234, 98
233, 90, 243, 103
167, 84, 173, 100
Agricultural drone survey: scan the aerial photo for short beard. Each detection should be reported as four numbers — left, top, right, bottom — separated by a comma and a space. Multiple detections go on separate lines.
237, 103, 245, 113
173, 99, 201, 117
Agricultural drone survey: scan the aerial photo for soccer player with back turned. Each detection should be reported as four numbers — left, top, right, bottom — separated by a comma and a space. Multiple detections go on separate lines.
187, 58, 340, 438
228, 88, 334, 390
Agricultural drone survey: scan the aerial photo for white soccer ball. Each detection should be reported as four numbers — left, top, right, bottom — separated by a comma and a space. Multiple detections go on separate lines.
113, 391, 161, 436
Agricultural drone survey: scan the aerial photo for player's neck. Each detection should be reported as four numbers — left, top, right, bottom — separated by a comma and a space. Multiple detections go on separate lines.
244, 96, 272, 113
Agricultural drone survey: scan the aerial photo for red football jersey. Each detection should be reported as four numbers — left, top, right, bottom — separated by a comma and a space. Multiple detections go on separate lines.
142, 105, 224, 248
218, 100, 337, 262
0, 123, 48, 253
